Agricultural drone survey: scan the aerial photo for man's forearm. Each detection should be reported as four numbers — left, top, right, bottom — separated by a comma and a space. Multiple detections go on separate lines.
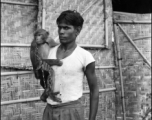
89, 88, 99, 120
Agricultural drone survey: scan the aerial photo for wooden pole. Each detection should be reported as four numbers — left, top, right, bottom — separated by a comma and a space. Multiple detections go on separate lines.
114, 20, 151, 24
1, 1, 38, 6
95, 66, 116, 69
118, 24, 151, 68
1, 43, 31, 47
42, 0, 46, 29
1, 71, 33, 76
133, 36, 151, 41
1, 43, 106, 48
103, 0, 109, 48
114, 24, 126, 120
1, 87, 116, 105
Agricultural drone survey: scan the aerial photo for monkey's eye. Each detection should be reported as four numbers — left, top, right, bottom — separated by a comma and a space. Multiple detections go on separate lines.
37, 34, 42, 37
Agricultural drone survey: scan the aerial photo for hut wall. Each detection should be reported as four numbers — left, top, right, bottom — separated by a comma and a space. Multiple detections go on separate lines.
1, 0, 116, 120
113, 12, 151, 120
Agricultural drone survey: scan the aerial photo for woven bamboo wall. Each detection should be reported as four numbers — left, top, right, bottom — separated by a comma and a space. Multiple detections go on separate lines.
1, 0, 116, 120
38, 0, 113, 46
113, 12, 151, 120
1, 0, 38, 69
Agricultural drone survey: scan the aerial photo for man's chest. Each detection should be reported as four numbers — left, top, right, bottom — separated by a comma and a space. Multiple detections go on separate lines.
53, 58, 84, 75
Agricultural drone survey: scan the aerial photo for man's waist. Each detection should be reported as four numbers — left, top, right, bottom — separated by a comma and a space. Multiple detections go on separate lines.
46, 94, 82, 105
47, 98, 82, 108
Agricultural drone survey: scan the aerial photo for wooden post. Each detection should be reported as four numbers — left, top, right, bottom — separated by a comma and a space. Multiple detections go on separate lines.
114, 20, 151, 24
1, 1, 38, 6
42, 0, 46, 29
103, 0, 109, 48
114, 24, 126, 120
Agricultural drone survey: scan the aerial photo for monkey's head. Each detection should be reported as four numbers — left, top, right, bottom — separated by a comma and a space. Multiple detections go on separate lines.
34, 29, 49, 45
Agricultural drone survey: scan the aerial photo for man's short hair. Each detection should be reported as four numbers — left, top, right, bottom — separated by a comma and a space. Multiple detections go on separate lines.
56, 10, 84, 28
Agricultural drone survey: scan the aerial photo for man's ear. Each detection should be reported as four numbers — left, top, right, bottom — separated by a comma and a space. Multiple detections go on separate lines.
75, 26, 82, 36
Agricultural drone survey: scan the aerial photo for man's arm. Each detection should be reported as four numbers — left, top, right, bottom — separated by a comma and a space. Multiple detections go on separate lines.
85, 62, 99, 120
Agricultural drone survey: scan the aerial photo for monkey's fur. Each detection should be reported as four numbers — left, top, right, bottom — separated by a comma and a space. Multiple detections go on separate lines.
30, 29, 62, 102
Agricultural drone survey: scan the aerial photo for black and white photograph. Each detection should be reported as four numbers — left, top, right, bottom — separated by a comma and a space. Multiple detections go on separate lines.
1, 0, 151, 120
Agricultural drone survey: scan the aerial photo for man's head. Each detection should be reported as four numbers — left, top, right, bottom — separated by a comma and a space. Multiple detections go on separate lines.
56, 10, 84, 28
56, 10, 84, 44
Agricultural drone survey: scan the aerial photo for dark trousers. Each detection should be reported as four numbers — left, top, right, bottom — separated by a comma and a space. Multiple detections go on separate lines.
43, 99, 84, 120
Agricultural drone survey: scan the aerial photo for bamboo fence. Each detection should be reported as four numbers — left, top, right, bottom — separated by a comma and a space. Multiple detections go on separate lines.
113, 12, 151, 120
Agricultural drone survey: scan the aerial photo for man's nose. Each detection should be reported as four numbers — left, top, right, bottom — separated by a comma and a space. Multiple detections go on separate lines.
59, 28, 65, 34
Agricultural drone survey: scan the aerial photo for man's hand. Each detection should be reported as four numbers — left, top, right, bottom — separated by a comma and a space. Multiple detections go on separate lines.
42, 59, 63, 66
40, 89, 62, 103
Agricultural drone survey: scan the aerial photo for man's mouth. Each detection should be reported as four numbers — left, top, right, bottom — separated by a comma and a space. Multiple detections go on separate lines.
60, 37, 66, 40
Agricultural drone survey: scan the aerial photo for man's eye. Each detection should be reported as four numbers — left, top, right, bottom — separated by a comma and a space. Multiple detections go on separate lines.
64, 27, 69, 30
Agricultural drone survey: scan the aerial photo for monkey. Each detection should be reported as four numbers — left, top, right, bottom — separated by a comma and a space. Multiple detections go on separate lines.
30, 29, 62, 102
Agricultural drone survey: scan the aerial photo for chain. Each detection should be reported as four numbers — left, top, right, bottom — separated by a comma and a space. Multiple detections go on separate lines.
34, 45, 47, 89
34, 44, 54, 91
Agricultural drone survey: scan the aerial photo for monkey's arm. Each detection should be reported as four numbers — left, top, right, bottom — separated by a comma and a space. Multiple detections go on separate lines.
46, 37, 59, 47
30, 49, 41, 79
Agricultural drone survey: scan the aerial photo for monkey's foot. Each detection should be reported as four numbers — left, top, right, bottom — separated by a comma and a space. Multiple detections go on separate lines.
40, 90, 48, 102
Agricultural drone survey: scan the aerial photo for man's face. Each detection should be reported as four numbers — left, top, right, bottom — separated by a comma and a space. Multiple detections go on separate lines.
58, 22, 79, 44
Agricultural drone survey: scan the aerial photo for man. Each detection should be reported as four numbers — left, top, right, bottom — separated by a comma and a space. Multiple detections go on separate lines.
43, 10, 99, 120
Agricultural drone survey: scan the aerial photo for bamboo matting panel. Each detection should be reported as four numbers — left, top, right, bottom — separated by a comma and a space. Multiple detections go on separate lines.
1, 2, 37, 44
83, 92, 116, 120
1, 47, 32, 69
1, 92, 116, 120
38, 0, 113, 45
1, 73, 43, 102
83, 69, 115, 91
1, 101, 46, 120
88, 48, 115, 66
114, 12, 151, 120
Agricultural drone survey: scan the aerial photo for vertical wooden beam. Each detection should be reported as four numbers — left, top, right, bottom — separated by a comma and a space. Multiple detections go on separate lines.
42, 0, 46, 29
103, 0, 109, 48
114, 24, 126, 120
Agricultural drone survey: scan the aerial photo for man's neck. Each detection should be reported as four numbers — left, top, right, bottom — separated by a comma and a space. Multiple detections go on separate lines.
60, 42, 77, 51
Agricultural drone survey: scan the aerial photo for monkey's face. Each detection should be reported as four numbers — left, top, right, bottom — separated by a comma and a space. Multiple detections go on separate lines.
35, 34, 45, 45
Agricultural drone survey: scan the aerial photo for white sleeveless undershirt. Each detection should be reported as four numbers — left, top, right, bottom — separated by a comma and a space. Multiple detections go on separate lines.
46, 45, 95, 105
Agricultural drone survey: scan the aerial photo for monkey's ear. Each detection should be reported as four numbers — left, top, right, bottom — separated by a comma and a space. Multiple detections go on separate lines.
46, 31, 49, 36
34, 31, 36, 36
